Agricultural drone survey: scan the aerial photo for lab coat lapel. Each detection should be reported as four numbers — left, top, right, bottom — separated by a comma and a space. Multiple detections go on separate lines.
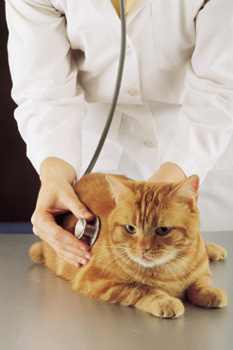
126, 0, 149, 24
89, 0, 121, 30
89, 0, 149, 27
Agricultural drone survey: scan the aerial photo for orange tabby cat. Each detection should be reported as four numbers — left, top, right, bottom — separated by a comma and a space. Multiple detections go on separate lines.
30, 173, 227, 318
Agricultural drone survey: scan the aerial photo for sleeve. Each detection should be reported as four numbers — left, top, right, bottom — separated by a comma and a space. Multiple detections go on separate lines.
5, 0, 86, 176
161, 0, 233, 183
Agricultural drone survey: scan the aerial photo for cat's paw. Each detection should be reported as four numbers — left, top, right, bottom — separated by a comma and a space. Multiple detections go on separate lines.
189, 286, 227, 308
205, 242, 227, 261
151, 297, 184, 319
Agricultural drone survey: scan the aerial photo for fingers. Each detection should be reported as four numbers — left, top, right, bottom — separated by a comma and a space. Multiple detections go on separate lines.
31, 177, 95, 268
32, 210, 92, 267
53, 181, 94, 221
48, 241, 82, 268
65, 195, 94, 221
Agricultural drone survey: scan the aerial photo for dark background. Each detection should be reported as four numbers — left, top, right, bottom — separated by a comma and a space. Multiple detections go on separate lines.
0, 1, 40, 224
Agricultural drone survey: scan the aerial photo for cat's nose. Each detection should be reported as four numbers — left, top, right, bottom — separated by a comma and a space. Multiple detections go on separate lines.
141, 248, 149, 254
137, 240, 150, 254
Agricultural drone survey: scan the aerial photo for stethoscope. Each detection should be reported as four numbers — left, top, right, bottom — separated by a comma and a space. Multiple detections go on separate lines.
74, 0, 127, 247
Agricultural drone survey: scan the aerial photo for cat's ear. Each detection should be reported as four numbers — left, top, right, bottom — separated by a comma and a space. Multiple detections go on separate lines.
170, 175, 199, 205
105, 175, 133, 203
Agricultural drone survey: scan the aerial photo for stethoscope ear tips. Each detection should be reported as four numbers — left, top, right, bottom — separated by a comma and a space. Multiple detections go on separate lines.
74, 215, 100, 247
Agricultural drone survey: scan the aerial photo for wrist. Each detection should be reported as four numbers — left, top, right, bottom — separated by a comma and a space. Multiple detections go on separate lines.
40, 157, 76, 185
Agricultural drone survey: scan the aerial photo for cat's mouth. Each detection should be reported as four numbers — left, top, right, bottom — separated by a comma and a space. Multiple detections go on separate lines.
142, 255, 149, 260
127, 251, 176, 268
127, 252, 157, 267
142, 254, 151, 261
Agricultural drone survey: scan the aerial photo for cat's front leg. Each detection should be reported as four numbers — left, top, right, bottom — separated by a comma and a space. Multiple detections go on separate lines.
89, 282, 185, 319
204, 241, 227, 261
186, 278, 227, 308
135, 291, 185, 319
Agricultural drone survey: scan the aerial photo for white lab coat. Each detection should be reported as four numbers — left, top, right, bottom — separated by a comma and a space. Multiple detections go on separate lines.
5, 0, 233, 230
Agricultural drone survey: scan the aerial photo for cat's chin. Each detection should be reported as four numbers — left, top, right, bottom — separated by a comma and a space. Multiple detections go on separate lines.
129, 254, 175, 268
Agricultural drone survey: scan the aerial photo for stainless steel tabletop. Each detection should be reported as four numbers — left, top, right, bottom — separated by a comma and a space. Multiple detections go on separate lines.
0, 232, 232, 350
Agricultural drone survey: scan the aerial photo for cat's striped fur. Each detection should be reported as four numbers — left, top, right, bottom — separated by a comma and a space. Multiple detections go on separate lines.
30, 173, 227, 318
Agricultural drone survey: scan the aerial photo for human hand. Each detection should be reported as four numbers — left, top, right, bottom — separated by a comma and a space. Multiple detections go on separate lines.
31, 158, 94, 268
148, 162, 186, 183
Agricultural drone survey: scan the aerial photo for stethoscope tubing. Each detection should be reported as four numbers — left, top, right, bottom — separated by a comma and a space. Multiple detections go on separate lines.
84, 0, 127, 175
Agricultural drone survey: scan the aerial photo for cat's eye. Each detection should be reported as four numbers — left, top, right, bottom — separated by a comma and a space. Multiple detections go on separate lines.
156, 227, 172, 236
125, 225, 136, 234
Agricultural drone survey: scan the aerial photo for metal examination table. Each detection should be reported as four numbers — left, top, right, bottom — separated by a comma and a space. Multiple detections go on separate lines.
0, 232, 232, 350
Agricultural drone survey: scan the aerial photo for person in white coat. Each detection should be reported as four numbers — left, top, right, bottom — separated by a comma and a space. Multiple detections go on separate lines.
5, 0, 233, 267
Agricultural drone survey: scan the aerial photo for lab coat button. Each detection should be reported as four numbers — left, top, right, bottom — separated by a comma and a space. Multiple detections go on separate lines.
127, 88, 140, 96
144, 139, 156, 148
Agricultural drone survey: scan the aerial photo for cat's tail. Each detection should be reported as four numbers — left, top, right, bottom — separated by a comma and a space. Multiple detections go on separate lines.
29, 242, 45, 264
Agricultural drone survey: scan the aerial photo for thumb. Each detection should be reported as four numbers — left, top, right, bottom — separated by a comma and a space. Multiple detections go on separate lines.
64, 188, 94, 221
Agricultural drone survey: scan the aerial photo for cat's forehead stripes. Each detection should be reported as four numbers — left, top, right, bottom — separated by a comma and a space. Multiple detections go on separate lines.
134, 185, 163, 230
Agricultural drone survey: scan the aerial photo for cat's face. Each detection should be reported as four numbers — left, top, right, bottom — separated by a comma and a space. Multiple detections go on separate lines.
106, 175, 200, 268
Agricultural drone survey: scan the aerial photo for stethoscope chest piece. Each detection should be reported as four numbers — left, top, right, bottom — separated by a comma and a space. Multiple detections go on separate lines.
74, 215, 100, 247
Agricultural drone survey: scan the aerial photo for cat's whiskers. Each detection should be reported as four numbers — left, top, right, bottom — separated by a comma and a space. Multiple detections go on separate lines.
97, 254, 122, 278
95, 247, 133, 279
175, 250, 205, 267
162, 261, 178, 281
92, 237, 203, 286
163, 254, 193, 285
92, 245, 126, 257
92, 251, 113, 260
93, 244, 130, 250
160, 251, 192, 284
93, 246, 130, 260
